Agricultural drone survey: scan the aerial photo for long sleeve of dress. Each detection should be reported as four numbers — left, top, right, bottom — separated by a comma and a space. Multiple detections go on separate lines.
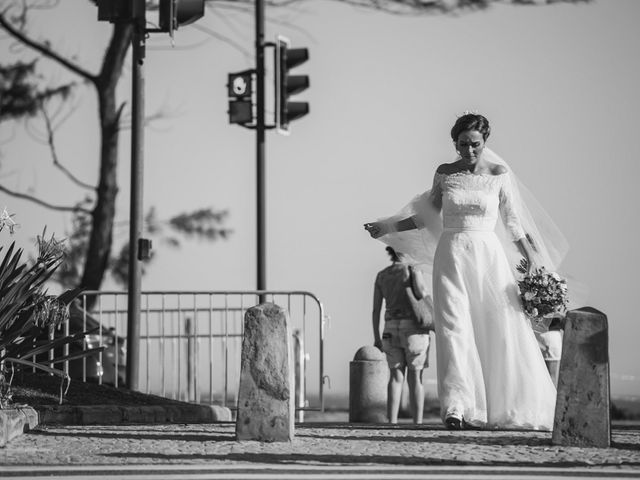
429, 172, 444, 212
375, 171, 443, 268
498, 174, 526, 242
411, 172, 444, 229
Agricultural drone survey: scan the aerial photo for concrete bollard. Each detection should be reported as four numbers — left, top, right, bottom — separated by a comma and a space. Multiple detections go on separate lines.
552, 307, 611, 448
236, 303, 294, 442
349, 346, 389, 423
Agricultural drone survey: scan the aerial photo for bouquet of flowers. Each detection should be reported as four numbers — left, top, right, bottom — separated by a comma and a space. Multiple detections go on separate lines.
516, 259, 569, 330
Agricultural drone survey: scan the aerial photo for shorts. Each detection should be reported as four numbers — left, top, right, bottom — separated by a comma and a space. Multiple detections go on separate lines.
382, 318, 430, 371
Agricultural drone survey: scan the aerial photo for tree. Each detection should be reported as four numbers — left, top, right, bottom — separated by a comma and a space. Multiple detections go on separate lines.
0, 0, 587, 297
0, 1, 231, 297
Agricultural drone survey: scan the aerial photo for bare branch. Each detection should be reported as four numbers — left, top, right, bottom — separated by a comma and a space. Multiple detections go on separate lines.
213, 0, 589, 15
192, 23, 252, 57
210, 2, 316, 48
0, 9, 97, 83
0, 183, 92, 214
118, 107, 179, 131
207, 2, 250, 39
115, 102, 127, 126
40, 105, 96, 191
47, 91, 83, 133
147, 33, 213, 52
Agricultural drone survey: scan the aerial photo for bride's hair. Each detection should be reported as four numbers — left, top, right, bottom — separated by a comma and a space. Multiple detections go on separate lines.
451, 113, 491, 141
386, 246, 400, 262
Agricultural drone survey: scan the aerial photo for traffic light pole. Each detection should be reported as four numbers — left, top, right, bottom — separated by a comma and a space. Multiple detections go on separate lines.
126, 0, 145, 391
255, 0, 267, 302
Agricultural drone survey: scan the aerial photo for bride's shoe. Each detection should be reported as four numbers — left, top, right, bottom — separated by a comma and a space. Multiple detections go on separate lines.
445, 416, 463, 430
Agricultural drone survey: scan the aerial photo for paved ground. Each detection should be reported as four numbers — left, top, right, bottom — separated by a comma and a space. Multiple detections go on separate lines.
1, 419, 639, 478
1, 464, 640, 480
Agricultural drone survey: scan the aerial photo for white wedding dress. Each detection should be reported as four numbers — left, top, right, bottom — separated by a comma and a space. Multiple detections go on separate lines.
431, 171, 556, 430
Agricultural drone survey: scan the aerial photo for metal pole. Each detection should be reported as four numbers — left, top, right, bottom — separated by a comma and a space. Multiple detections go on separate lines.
186, 317, 194, 401
126, 0, 145, 391
256, 0, 266, 303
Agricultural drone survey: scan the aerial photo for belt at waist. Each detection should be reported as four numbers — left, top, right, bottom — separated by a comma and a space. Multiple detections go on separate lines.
443, 226, 495, 233
385, 309, 414, 321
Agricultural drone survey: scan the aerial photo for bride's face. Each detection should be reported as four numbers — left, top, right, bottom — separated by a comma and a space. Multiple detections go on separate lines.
455, 130, 485, 163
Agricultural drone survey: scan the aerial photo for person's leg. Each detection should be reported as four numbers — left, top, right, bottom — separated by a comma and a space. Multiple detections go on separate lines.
406, 368, 424, 424
401, 324, 431, 425
382, 320, 405, 424
387, 367, 404, 424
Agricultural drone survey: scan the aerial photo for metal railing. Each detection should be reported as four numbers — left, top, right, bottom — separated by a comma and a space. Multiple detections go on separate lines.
70, 290, 328, 414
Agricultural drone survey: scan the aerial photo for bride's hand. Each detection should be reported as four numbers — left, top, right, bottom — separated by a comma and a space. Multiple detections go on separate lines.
526, 258, 538, 275
364, 221, 388, 239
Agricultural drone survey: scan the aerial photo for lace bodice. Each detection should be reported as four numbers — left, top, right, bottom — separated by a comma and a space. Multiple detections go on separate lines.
432, 172, 525, 241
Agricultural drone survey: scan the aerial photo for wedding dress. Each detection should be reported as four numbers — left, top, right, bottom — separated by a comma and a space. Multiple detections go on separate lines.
430, 170, 556, 430
373, 148, 569, 430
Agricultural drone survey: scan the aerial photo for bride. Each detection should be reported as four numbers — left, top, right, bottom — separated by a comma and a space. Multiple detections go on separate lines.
364, 113, 564, 431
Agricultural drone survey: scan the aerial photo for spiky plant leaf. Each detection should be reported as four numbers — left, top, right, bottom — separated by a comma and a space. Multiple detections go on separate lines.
46, 346, 106, 365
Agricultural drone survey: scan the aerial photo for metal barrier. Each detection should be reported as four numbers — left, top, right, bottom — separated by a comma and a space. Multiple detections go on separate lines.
71, 290, 328, 414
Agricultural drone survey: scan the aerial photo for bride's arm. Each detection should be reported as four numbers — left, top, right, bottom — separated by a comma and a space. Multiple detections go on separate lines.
365, 171, 443, 239
364, 216, 418, 239
514, 237, 537, 273
499, 174, 537, 273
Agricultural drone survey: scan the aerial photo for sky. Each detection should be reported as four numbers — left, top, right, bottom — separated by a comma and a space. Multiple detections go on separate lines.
1, 0, 639, 401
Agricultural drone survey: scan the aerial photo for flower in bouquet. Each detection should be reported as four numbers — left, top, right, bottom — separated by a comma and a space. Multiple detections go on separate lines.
516, 258, 568, 329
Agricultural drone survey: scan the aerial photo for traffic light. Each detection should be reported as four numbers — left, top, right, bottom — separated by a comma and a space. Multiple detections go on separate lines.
275, 35, 310, 134
159, 0, 205, 37
97, 0, 131, 22
227, 70, 254, 125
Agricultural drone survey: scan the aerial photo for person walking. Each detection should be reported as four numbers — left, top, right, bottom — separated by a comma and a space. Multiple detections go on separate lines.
372, 246, 433, 424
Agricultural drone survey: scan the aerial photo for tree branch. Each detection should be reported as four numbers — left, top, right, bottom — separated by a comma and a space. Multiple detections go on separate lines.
193, 13, 251, 57
214, 0, 589, 15
0, 10, 97, 84
0, 184, 92, 214
40, 105, 96, 192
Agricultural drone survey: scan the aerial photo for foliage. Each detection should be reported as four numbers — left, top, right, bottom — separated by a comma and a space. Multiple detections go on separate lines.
168, 208, 231, 241
0, 60, 74, 123
0, 2, 233, 294
54, 206, 233, 289
0, 229, 104, 407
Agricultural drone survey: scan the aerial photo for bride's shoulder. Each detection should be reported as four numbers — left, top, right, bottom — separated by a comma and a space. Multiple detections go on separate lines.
436, 162, 461, 175
489, 164, 508, 176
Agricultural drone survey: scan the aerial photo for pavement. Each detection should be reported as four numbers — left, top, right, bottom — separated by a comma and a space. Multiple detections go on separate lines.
1, 411, 640, 479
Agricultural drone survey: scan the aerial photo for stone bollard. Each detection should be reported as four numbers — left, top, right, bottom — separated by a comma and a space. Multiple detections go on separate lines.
552, 307, 611, 448
349, 346, 389, 423
235, 303, 294, 442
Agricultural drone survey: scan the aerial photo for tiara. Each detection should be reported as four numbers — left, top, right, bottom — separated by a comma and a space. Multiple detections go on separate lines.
457, 109, 479, 118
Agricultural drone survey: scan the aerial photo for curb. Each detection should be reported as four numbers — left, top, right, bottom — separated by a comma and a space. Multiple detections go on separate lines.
1, 403, 232, 446
0, 406, 39, 447
36, 403, 232, 425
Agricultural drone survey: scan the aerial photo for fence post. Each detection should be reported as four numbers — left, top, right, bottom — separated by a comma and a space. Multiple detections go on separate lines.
186, 317, 195, 402
293, 329, 305, 422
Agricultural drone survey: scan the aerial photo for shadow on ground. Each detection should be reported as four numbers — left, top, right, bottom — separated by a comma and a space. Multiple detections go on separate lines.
98, 451, 640, 468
